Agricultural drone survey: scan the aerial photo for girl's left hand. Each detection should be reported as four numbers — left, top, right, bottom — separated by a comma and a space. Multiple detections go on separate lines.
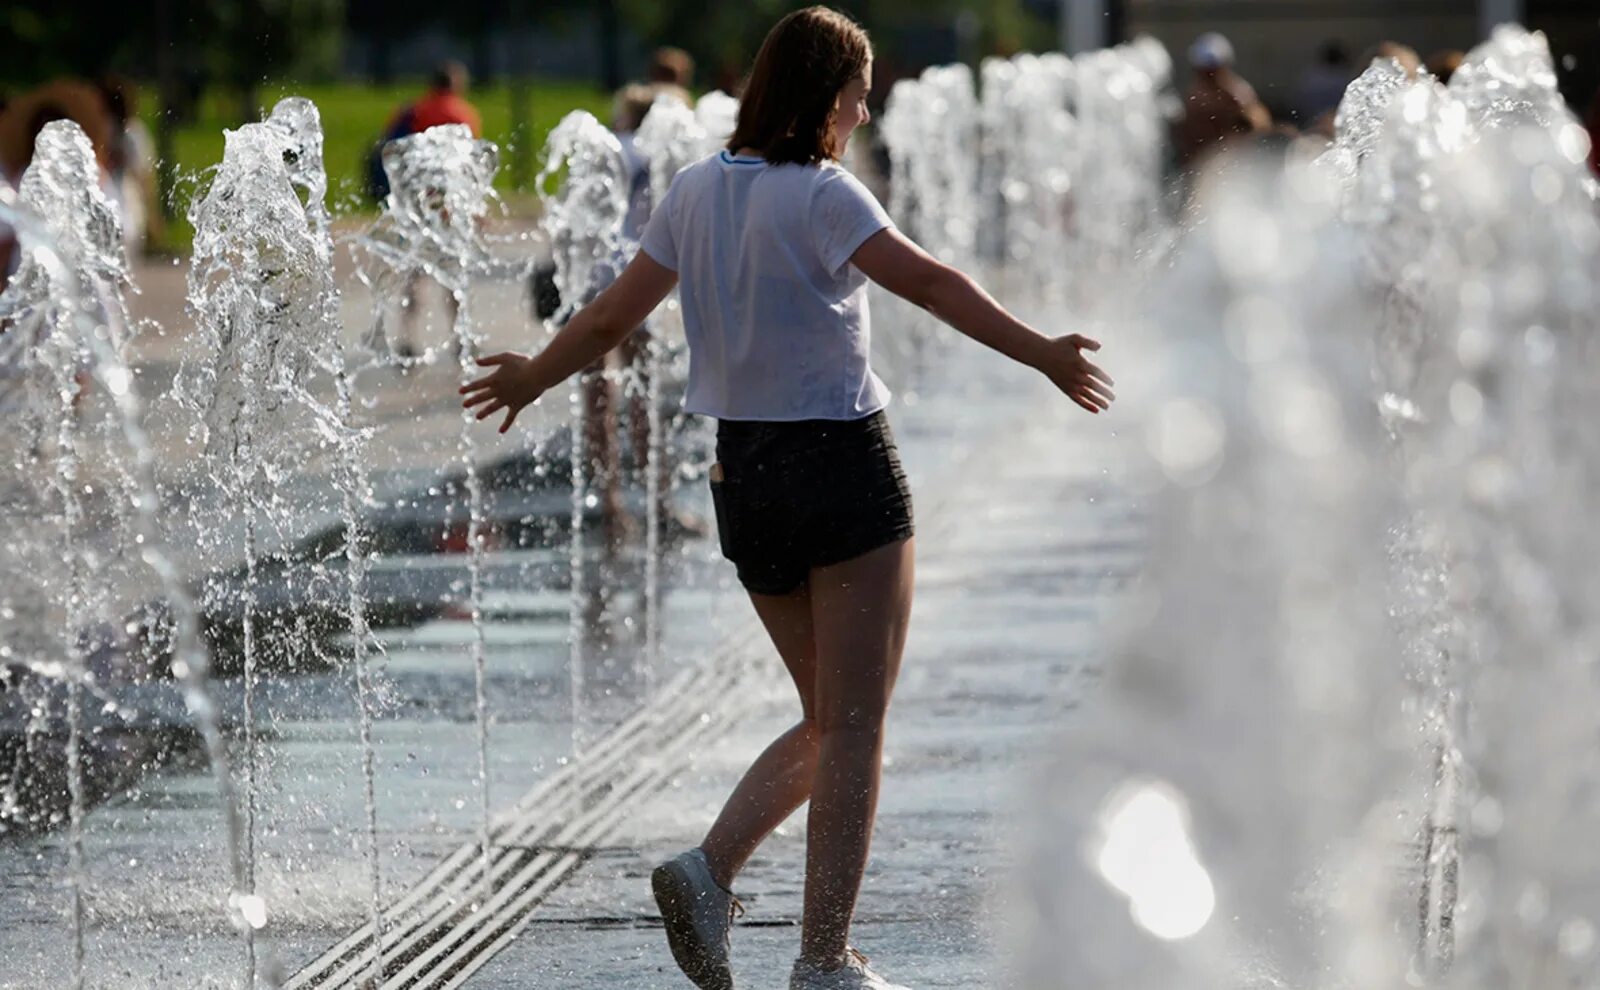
1037, 334, 1115, 414
460, 352, 544, 433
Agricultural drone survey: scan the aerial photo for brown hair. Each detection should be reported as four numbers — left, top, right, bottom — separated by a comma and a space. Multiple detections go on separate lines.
649, 47, 696, 88
727, 6, 872, 166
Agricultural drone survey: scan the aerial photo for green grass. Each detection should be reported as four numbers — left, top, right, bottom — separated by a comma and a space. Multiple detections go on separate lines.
142, 78, 612, 250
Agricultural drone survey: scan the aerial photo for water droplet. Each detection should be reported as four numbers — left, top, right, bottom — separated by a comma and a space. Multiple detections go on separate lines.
1559, 918, 1596, 958
1093, 779, 1215, 941
231, 893, 269, 930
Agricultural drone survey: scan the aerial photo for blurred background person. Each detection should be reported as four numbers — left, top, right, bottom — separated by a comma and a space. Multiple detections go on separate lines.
579, 82, 658, 546
365, 60, 484, 204
1588, 82, 1600, 177
97, 74, 163, 257
408, 60, 482, 138
646, 46, 694, 102
0, 81, 115, 290
1294, 40, 1351, 135
579, 76, 703, 547
1366, 40, 1423, 77
1426, 49, 1466, 85
368, 61, 482, 359
1175, 32, 1271, 171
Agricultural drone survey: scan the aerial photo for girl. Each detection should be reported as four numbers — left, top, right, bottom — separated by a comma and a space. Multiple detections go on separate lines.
461, 8, 1113, 988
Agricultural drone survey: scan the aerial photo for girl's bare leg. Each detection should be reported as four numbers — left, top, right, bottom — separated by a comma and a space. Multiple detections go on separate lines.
800, 538, 914, 967
699, 585, 821, 890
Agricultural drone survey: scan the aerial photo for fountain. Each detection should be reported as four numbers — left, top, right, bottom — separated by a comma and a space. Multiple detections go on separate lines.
1015, 24, 1600, 990
1330, 28, 1600, 984
1013, 155, 1423, 990
534, 110, 632, 750
877, 63, 982, 377
4, 21, 1592, 990
975, 53, 1077, 302
1068, 38, 1173, 297
173, 96, 379, 988
881, 40, 1174, 373
352, 121, 503, 930
0, 120, 250, 986
631, 91, 726, 682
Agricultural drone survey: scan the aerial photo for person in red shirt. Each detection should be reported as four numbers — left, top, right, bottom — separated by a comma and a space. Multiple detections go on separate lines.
408, 61, 481, 138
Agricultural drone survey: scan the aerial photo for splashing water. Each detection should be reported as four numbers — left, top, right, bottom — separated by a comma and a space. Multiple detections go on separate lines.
1449, 25, 1573, 131
537, 110, 631, 751
0, 118, 135, 990
631, 92, 722, 682
1318, 57, 1417, 196
1019, 24, 1600, 990
1017, 156, 1421, 990
1069, 39, 1173, 297
883, 41, 1173, 379
177, 96, 377, 988
976, 52, 1076, 302
1346, 29, 1600, 984
353, 121, 504, 923
881, 64, 980, 272
355, 123, 500, 366
694, 91, 739, 148
635, 94, 711, 209
0, 121, 248, 989
537, 112, 630, 329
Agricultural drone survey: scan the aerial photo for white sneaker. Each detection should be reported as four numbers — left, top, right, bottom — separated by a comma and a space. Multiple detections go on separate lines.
788, 948, 911, 990
652, 848, 742, 990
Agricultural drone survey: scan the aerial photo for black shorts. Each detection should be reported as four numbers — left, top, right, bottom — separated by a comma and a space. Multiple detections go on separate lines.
709, 411, 915, 596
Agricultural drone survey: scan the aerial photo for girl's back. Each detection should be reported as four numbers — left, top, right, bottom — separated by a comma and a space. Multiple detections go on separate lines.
639, 150, 892, 422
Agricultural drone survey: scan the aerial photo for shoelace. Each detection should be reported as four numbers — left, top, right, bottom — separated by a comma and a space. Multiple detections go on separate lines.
719, 894, 745, 950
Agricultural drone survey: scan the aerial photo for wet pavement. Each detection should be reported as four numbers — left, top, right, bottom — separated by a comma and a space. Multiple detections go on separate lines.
0, 237, 1145, 988
461, 375, 1144, 988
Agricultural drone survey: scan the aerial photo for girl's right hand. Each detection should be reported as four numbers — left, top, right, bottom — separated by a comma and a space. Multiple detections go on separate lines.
1037, 334, 1115, 414
460, 352, 545, 433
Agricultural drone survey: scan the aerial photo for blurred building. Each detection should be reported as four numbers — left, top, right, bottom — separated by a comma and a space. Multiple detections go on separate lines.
1060, 0, 1597, 114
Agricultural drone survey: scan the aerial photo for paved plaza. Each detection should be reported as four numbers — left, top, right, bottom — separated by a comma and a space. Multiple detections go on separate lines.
470, 382, 1140, 989
2, 240, 1144, 988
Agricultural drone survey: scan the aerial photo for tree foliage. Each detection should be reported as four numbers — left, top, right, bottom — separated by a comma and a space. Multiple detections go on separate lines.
616, 0, 1051, 86
1, 0, 341, 92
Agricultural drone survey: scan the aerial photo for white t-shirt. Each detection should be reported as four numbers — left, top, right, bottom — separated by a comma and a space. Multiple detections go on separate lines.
639, 150, 893, 421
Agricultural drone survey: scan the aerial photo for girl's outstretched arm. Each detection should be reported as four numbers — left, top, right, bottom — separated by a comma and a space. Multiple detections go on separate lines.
849, 228, 1115, 414
461, 251, 678, 432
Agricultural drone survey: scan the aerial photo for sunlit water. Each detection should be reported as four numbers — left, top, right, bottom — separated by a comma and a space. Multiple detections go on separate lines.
4, 23, 1593, 990
353, 121, 509, 934
1016, 25, 1600, 990
174, 96, 378, 988
0, 121, 249, 987
879, 39, 1173, 378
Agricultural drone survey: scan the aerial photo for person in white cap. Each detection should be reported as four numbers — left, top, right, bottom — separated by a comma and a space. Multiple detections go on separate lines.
1175, 31, 1271, 168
